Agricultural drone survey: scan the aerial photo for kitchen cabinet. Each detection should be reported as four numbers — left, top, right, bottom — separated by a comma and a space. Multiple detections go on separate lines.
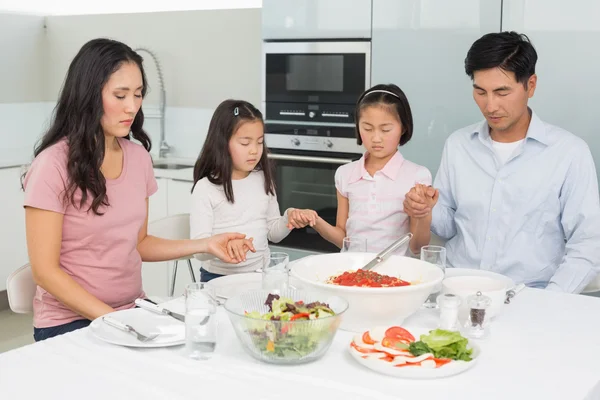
502, 0, 600, 185
0, 167, 28, 291
371, 0, 502, 179
141, 178, 170, 298
262, 0, 372, 40
166, 178, 200, 298
166, 179, 193, 215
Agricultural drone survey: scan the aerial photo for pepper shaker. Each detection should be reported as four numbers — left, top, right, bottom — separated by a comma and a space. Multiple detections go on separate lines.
437, 293, 461, 331
464, 291, 491, 339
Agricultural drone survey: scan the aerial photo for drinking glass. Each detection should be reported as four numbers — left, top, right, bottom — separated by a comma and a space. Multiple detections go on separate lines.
185, 283, 217, 360
421, 246, 447, 308
341, 237, 367, 253
262, 252, 290, 293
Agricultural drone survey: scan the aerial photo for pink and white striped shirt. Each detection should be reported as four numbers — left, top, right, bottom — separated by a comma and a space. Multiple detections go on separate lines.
335, 151, 432, 255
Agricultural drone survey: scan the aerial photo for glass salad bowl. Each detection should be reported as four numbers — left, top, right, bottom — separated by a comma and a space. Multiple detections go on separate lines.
224, 289, 348, 364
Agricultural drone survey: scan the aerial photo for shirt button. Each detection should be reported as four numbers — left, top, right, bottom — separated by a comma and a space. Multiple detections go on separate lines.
492, 208, 496, 212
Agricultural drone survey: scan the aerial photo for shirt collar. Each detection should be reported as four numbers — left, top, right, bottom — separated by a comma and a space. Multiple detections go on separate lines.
347, 151, 405, 184
471, 108, 549, 146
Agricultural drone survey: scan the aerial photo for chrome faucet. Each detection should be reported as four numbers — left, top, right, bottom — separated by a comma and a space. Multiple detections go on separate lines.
134, 47, 170, 158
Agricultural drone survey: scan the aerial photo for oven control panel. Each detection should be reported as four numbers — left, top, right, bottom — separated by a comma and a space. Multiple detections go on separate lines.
265, 132, 363, 154
265, 102, 355, 124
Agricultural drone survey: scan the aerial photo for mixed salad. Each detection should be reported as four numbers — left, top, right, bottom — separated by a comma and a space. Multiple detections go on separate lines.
244, 294, 337, 358
350, 326, 473, 368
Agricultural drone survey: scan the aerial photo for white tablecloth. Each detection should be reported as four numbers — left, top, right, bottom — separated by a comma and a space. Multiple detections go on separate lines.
1, 288, 599, 400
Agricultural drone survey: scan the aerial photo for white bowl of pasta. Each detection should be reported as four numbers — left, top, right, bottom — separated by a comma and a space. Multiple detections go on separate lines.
290, 253, 444, 332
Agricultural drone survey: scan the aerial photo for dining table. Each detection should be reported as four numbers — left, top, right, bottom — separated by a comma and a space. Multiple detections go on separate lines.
1, 286, 599, 400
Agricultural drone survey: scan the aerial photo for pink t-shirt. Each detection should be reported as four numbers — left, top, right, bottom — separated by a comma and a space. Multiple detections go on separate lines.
23, 137, 158, 328
335, 151, 431, 255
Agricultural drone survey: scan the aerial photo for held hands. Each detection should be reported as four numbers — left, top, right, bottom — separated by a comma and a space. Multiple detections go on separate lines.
226, 238, 255, 263
206, 233, 256, 264
403, 183, 439, 219
287, 208, 319, 229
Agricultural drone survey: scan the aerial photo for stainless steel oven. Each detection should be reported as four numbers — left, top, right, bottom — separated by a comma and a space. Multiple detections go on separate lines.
265, 122, 364, 253
268, 148, 360, 253
262, 40, 370, 253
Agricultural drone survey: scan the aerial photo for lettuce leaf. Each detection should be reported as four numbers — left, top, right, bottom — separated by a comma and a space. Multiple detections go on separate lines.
409, 329, 473, 361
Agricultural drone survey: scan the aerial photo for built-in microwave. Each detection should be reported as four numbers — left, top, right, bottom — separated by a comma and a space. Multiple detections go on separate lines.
262, 41, 371, 124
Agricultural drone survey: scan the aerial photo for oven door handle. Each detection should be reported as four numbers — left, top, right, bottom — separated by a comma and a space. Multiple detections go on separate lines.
267, 153, 354, 165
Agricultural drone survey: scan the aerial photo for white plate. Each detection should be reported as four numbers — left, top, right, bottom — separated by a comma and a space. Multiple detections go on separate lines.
208, 272, 304, 299
90, 308, 185, 348
445, 268, 514, 288
348, 328, 480, 379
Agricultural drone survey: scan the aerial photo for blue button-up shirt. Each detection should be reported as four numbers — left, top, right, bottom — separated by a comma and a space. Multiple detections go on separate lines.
432, 110, 600, 293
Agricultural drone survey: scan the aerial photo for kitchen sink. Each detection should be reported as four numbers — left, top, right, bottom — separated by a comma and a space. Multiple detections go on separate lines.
153, 163, 192, 170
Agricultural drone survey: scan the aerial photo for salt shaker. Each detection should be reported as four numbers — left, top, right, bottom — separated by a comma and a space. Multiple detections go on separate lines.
437, 293, 461, 331
464, 291, 491, 339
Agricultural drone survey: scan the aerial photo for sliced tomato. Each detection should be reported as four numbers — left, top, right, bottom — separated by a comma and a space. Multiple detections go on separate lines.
381, 355, 395, 362
385, 326, 415, 343
350, 342, 381, 354
362, 331, 376, 345
434, 358, 452, 368
290, 312, 310, 321
394, 361, 423, 368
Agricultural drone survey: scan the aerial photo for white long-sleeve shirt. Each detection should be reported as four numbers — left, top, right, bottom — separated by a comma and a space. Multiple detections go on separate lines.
190, 170, 291, 275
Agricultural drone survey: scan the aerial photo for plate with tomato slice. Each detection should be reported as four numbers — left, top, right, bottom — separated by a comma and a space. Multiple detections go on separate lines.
348, 326, 480, 379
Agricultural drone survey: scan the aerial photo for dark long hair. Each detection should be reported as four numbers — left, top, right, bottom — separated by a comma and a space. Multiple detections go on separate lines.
465, 31, 537, 87
191, 99, 274, 203
355, 83, 414, 146
26, 38, 151, 215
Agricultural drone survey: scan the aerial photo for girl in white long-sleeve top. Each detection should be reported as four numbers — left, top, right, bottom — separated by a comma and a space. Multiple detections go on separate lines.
190, 99, 315, 282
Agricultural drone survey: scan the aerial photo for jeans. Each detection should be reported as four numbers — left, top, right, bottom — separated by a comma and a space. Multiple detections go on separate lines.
200, 267, 224, 283
33, 319, 91, 342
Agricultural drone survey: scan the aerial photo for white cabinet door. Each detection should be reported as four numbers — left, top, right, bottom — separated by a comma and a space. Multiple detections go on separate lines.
148, 178, 168, 223
503, 0, 600, 186
262, 0, 372, 39
371, 0, 502, 179
166, 178, 200, 297
166, 179, 193, 215
141, 177, 170, 298
0, 167, 28, 291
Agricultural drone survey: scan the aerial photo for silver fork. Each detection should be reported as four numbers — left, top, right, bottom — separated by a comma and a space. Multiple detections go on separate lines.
103, 316, 159, 342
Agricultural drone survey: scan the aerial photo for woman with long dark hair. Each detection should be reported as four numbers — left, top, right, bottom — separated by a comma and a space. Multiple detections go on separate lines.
23, 38, 253, 341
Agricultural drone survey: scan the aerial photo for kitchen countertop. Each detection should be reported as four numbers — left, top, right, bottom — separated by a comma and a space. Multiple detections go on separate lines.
0, 149, 197, 181
152, 157, 195, 181
0, 148, 33, 169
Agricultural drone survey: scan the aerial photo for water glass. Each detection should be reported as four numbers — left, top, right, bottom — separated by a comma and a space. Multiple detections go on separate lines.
185, 283, 217, 360
341, 237, 367, 253
421, 245, 447, 308
262, 252, 290, 293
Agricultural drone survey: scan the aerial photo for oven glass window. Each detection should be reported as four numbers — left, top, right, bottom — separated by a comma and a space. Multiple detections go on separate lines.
286, 55, 343, 92
266, 53, 365, 104
272, 158, 340, 253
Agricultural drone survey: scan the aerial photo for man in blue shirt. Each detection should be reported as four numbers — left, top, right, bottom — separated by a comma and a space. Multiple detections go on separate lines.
404, 32, 600, 293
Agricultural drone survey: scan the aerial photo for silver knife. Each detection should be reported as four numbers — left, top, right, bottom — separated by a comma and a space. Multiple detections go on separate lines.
360, 232, 413, 271
135, 298, 185, 322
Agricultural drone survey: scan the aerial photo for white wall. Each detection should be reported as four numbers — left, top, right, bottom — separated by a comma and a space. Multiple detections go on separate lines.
0, 13, 51, 164
0, 0, 261, 15
44, 9, 262, 159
